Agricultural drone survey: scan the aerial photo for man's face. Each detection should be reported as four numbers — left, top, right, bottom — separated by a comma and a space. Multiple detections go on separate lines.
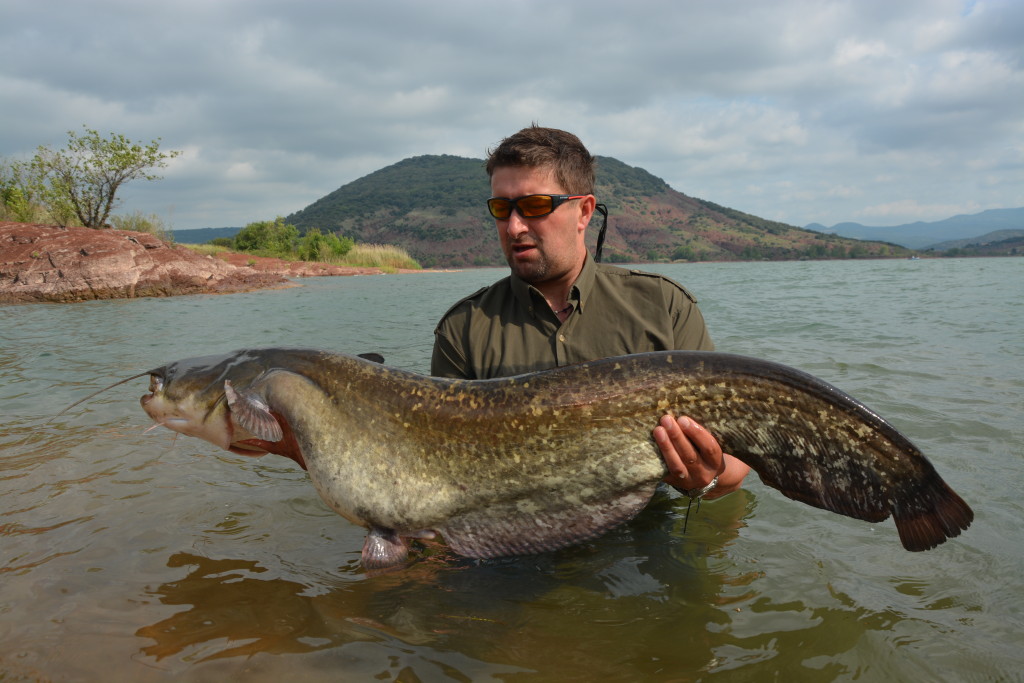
490, 165, 594, 288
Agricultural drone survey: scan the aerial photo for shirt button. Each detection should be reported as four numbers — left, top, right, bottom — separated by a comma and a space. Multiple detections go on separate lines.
558, 334, 566, 342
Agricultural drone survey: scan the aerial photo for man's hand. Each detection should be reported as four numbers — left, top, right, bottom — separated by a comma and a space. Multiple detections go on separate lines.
652, 415, 750, 500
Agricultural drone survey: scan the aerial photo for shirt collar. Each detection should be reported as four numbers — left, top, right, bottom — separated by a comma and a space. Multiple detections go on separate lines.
510, 254, 597, 317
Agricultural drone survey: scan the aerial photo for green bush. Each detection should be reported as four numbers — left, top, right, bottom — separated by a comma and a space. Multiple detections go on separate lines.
297, 228, 355, 261
233, 217, 299, 256
109, 210, 174, 242
1, 160, 51, 223
672, 245, 695, 261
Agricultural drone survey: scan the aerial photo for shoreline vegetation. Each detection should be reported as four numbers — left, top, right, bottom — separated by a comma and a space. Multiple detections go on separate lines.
197, 216, 425, 273
0, 221, 446, 305
185, 242, 422, 274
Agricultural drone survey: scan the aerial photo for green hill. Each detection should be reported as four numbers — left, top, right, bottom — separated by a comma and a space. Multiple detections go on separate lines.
286, 155, 911, 268
172, 226, 243, 244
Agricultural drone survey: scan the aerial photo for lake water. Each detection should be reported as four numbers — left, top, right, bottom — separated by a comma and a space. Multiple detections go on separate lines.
1, 258, 1022, 682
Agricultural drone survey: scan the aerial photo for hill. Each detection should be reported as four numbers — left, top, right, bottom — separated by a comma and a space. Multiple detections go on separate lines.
807, 208, 1024, 249
172, 226, 243, 244
925, 229, 1024, 256
285, 155, 910, 268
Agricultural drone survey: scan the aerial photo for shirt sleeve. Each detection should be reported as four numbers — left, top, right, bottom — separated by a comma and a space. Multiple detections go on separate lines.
431, 313, 472, 378
672, 287, 715, 351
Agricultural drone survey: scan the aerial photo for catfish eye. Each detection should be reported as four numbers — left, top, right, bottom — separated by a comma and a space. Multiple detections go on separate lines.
148, 374, 164, 394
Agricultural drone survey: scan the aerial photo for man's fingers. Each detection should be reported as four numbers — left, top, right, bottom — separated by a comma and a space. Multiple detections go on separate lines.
653, 423, 684, 477
676, 417, 719, 455
654, 415, 746, 498
674, 415, 726, 476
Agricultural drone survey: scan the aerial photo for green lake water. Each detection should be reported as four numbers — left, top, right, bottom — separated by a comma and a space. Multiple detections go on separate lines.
1, 258, 1021, 681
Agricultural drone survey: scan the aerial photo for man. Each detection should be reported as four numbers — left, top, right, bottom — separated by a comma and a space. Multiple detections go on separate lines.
431, 125, 749, 500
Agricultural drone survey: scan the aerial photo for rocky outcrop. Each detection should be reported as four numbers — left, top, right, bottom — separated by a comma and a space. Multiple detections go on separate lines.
0, 222, 291, 303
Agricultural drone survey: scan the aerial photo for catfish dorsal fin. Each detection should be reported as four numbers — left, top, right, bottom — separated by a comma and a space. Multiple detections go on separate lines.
224, 380, 284, 442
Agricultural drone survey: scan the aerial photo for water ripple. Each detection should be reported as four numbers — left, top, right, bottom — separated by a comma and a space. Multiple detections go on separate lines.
1, 259, 1021, 681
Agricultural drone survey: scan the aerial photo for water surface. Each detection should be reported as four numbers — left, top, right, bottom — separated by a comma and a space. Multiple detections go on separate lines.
1, 258, 1021, 681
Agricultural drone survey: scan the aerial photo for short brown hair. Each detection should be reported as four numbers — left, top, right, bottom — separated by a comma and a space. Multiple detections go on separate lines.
486, 125, 596, 195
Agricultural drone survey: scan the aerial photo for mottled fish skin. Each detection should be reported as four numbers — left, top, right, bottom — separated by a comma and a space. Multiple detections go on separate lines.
139, 348, 974, 567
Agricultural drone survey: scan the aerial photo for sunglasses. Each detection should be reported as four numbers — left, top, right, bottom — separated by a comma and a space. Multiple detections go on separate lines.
486, 194, 587, 219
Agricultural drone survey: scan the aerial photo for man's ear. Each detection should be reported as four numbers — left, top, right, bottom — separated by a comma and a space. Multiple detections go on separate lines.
577, 194, 598, 232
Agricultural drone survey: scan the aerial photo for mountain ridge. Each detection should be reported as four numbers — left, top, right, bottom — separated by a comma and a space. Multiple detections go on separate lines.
278, 155, 909, 267
174, 156, 1021, 262
806, 207, 1024, 249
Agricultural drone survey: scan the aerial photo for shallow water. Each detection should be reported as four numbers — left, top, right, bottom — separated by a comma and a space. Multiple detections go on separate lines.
1, 258, 1021, 681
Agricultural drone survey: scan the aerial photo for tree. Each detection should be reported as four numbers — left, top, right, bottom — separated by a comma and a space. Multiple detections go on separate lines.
298, 228, 354, 261
298, 227, 329, 261
671, 245, 696, 262
31, 127, 181, 228
233, 217, 300, 256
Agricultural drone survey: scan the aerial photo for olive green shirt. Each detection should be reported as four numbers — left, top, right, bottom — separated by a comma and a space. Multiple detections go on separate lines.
431, 256, 714, 379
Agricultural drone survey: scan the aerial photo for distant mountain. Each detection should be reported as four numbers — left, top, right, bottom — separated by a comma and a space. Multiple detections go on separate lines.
927, 229, 1024, 256
806, 208, 1024, 250
285, 155, 909, 268
172, 226, 242, 244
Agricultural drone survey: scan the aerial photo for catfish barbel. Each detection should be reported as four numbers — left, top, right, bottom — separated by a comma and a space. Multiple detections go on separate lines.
121, 348, 972, 569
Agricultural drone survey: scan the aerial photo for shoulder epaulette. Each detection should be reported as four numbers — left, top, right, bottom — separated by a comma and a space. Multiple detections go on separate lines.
617, 267, 701, 303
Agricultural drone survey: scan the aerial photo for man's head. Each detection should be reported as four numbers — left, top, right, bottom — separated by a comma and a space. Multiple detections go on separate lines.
486, 126, 598, 297
486, 125, 595, 195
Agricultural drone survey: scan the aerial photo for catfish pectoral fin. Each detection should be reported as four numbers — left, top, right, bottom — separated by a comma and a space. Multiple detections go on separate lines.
224, 380, 283, 442
361, 527, 410, 570
438, 483, 658, 560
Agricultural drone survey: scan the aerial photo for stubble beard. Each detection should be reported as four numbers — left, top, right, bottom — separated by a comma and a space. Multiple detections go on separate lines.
507, 252, 551, 284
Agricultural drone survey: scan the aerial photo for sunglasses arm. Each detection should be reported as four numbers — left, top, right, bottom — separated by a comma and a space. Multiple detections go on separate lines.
593, 203, 609, 263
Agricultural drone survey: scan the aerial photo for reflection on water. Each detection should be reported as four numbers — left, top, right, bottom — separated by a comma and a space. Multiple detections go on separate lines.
138, 553, 375, 662
132, 490, 756, 679
2, 260, 1022, 681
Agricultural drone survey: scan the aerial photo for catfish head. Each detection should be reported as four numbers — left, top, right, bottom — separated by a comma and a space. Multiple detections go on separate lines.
139, 350, 302, 462
138, 349, 384, 470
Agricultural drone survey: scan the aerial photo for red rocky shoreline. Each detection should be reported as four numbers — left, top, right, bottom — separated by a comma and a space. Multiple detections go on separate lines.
0, 222, 388, 303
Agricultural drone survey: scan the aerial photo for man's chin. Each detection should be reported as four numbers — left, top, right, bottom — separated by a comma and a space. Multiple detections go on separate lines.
510, 262, 548, 283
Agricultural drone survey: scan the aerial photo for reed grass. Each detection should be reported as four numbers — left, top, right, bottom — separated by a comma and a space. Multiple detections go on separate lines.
182, 242, 421, 271
337, 244, 420, 271
182, 244, 224, 257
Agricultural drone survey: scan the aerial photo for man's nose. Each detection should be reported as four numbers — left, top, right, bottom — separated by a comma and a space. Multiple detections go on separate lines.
504, 212, 530, 238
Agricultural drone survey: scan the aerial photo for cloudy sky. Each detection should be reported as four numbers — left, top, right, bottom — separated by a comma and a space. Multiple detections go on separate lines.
2, 0, 1021, 231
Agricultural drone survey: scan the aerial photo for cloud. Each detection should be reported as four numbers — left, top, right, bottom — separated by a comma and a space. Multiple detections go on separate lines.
1, 0, 1021, 230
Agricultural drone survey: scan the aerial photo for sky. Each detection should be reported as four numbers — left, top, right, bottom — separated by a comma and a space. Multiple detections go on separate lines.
2, 0, 1022, 231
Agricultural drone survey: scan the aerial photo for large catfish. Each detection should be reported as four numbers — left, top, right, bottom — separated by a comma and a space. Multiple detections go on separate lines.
133, 348, 972, 569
